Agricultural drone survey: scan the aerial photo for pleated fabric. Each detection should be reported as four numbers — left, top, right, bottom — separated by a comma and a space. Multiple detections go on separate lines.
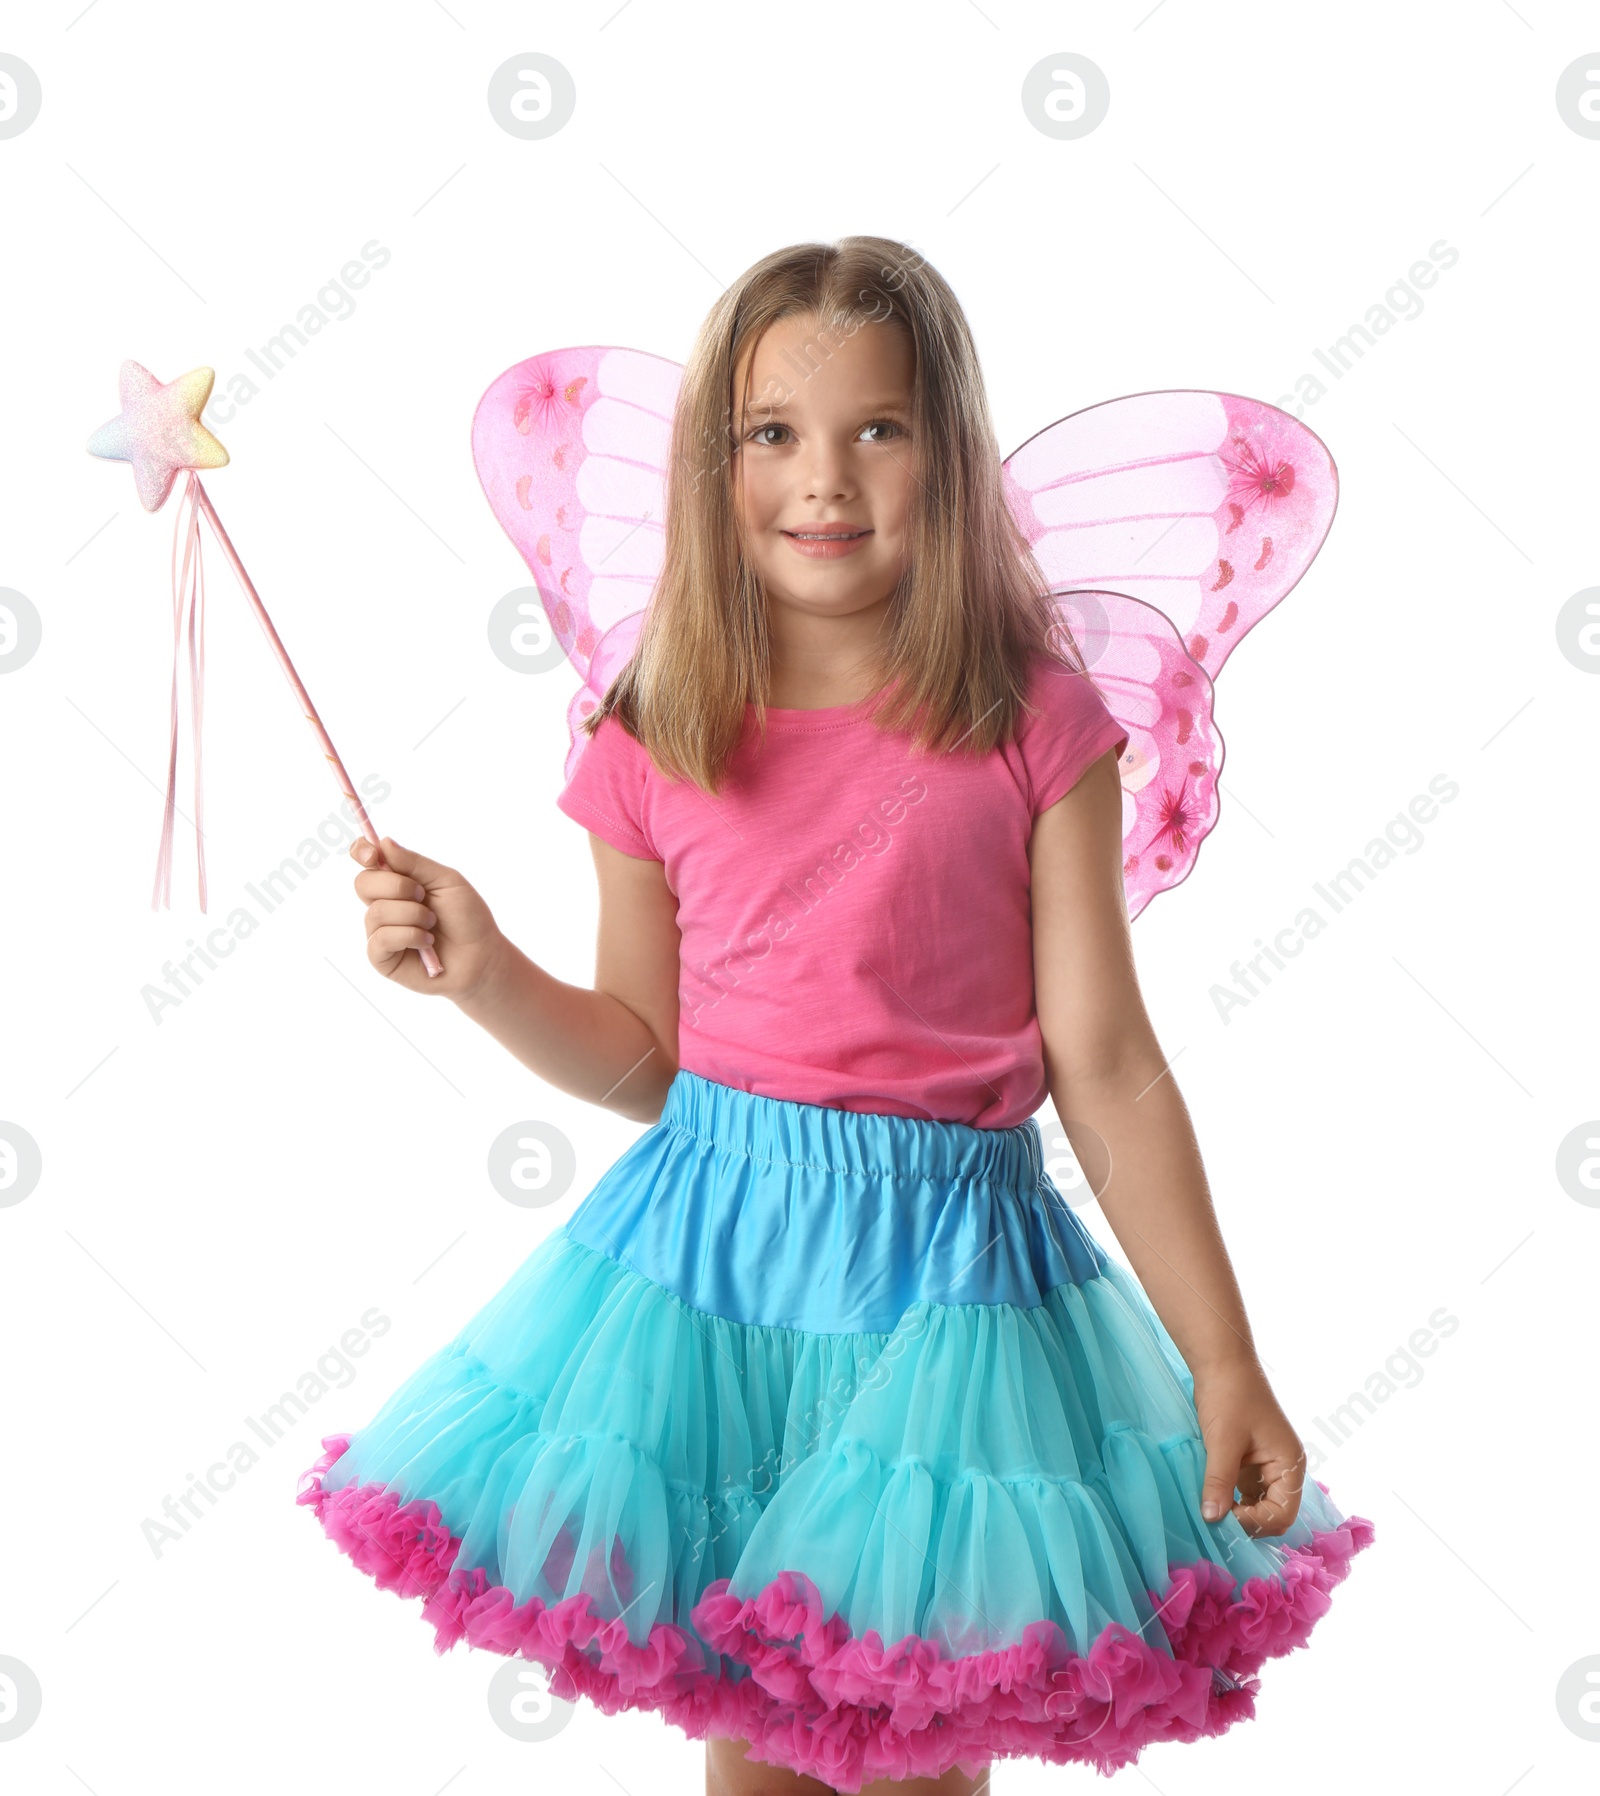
298, 1070, 1373, 1790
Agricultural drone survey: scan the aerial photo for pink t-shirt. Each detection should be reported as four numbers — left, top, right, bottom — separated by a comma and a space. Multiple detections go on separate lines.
554, 655, 1129, 1128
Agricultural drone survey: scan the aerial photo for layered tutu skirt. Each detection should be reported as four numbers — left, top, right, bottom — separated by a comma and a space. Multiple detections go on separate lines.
297, 1070, 1373, 1790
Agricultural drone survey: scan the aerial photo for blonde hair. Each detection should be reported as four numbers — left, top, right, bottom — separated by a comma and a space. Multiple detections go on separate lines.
582, 234, 1087, 791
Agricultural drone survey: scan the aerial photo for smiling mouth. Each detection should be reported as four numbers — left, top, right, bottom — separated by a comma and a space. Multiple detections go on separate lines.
783, 530, 872, 540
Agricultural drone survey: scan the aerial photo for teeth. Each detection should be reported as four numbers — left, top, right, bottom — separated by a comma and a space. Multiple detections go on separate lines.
792, 532, 863, 539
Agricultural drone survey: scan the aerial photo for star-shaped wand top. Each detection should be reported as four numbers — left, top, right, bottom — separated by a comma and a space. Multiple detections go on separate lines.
86, 359, 230, 512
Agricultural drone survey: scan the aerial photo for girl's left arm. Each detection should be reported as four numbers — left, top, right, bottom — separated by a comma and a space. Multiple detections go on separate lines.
1029, 750, 1307, 1538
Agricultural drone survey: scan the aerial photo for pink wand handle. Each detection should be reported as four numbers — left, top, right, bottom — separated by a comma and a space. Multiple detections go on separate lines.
189, 476, 443, 979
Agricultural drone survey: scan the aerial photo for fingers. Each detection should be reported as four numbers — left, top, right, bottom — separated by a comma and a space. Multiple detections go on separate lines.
350, 836, 432, 905
1200, 1435, 1244, 1523
367, 924, 437, 965
353, 868, 429, 904
1231, 1482, 1302, 1537
350, 834, 451, 888
1219, 1451, 1307, 1538
363, 897, 437, 939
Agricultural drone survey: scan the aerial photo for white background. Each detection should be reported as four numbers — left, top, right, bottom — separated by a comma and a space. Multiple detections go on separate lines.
1, 3, 1592, 1792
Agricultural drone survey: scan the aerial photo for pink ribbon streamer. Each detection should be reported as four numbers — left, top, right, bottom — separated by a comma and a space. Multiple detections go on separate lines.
142, 468, 442, 976
152, 470, 210, 912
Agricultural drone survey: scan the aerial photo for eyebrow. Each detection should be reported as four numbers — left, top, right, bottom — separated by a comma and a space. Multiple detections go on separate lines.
743, 396, 910, 416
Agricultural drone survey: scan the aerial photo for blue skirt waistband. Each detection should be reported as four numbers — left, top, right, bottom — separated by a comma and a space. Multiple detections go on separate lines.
563, 1070, 1108, 1335
661, 1066, 1049, 1189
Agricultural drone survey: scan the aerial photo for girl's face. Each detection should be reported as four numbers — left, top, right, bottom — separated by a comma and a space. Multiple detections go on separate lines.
729, 311, 916, 631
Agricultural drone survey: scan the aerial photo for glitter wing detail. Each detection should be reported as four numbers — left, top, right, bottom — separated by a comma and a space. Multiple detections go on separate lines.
472, 357, 1336, 916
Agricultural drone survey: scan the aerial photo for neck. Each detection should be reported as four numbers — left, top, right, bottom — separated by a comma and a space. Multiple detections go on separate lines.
763, 610, 893, 710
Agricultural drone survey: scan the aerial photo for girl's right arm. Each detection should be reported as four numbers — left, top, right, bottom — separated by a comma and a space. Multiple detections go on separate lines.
349, 833, 681, 1124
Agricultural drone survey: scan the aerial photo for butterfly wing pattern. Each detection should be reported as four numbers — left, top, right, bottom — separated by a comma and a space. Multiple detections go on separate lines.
1002, 391, 1337, 916
1040, 586, 1225, 921
471, 346, 679, 783
473, 355, 1336, 916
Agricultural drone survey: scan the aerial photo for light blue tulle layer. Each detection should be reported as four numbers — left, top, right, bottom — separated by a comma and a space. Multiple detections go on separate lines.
318, 1071, 1360, 1668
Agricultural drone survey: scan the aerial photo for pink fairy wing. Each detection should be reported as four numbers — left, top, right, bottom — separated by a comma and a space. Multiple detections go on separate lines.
567, 609, 647, 765
1053, 590, 1222, 921
1007, 391, 1335, 915
1005, 391, 1337, 680
471, 346, 683, 777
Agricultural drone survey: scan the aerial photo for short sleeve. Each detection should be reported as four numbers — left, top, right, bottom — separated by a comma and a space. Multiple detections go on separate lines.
555, 714, 662, 860
1017, 660, 1129, 815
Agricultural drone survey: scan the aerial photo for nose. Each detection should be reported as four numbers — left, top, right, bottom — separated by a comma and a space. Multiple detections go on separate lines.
801, 446, 853, 503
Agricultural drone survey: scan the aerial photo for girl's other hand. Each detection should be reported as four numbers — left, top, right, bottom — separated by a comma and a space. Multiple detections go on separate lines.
349, 835, 505, 1003
1192, 1357, 1308, 1538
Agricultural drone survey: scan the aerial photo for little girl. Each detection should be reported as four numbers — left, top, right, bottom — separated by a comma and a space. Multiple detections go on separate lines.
298, 236, 1373, 1795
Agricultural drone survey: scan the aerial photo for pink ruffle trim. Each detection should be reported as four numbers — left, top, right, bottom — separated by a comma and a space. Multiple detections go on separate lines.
297, 1433, 1373, 1790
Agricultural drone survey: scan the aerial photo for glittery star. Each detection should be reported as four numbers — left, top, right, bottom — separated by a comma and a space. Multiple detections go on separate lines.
86, 360, 229, 512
